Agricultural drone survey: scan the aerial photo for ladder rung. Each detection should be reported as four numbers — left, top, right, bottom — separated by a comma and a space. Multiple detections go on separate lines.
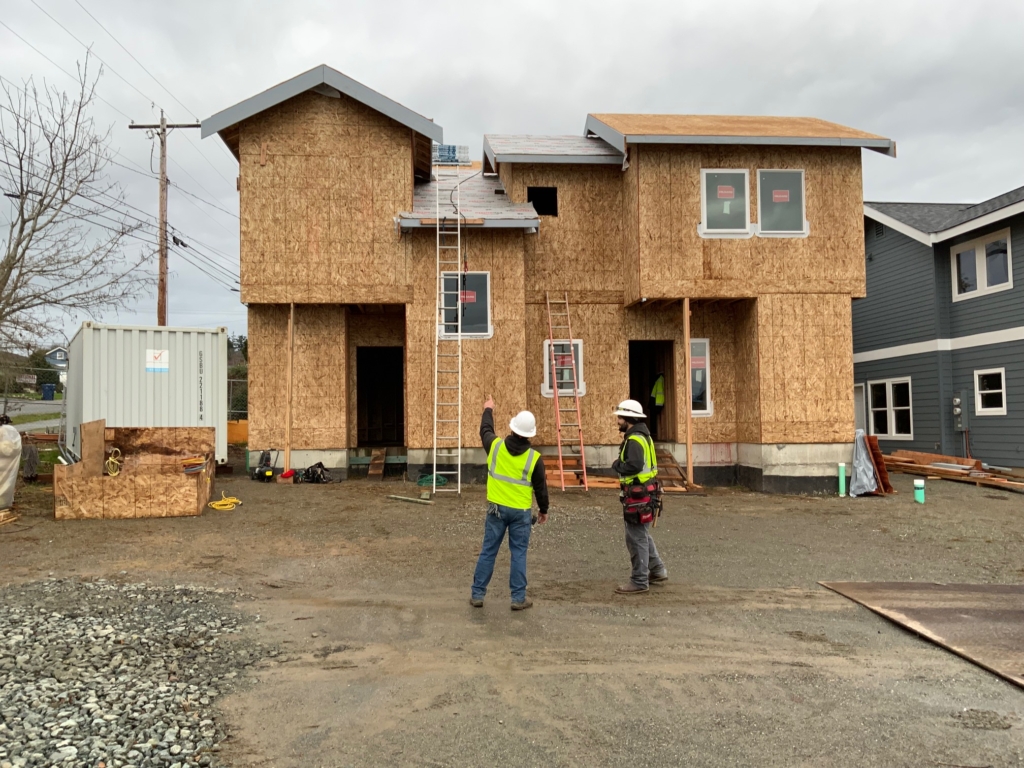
559, 408, 578, 411
436, 437, 459, 440
438, 369, 459, 373
437, 419, 459, 423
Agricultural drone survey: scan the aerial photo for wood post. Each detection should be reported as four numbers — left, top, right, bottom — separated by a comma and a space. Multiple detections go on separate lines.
682, 298, 693, 485
284, 302, 295, 471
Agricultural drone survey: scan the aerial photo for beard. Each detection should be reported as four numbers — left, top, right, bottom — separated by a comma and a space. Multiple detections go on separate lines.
618, 421, 630, 433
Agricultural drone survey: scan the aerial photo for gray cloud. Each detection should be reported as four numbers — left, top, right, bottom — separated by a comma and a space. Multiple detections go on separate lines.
3, 0, 1022, 343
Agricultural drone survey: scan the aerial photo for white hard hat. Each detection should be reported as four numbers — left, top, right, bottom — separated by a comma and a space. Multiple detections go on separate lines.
509, 410, 537, 438
613, 399, 647, 419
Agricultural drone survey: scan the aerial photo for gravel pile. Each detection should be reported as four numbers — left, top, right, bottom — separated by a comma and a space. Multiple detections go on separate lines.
0, 578, 268, 768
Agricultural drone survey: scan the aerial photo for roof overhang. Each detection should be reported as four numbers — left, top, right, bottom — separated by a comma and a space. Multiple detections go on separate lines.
396, 216, 540, 231
201, 65, 443, 158
585, 115, 897, 157
482, 136, 623, 173
865, 200, 1024, 245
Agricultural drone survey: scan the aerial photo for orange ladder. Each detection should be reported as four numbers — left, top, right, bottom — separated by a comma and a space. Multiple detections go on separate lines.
545, 292, 588, 490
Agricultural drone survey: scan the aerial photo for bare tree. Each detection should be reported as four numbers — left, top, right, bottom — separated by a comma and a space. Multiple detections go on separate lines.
0, 57, 153, 351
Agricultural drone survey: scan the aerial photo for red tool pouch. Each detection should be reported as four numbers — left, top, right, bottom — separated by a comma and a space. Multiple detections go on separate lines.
621, 480, 660, 525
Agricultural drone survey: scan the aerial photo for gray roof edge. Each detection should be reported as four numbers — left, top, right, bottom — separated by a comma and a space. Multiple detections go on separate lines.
201, 64, 443, 143
492, 153, 623, 165
397, 217, 540, 230
584, 115, 626, 154
625, 133, 895, 155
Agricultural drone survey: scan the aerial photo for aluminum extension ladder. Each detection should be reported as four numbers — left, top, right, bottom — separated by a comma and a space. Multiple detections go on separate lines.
545, 291, 588, 490
432, 165, 463, 493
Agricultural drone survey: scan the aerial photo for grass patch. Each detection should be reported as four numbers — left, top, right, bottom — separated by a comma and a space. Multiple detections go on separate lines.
10, 411, 61, 425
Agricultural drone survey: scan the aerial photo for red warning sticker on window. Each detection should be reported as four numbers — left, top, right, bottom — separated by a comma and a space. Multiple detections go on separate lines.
717, 186, 735, 199
691, 356, 706, 369
460, 290, 476, 303
772, 189, 790, 203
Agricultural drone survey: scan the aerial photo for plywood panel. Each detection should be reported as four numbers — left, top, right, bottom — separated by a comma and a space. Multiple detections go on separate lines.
238, 90, 413, 305
249, 304, 347, 450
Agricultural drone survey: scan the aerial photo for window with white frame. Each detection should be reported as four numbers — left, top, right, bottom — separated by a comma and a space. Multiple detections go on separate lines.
542, 340, 584, 397
974, 368, 1007, 416
868, 378, 913, 439
690, 339, 711, 415
757, 170, 807, 236
699, 170, 751, 237
439, 272, 492, 338
951, 229, 1012, 301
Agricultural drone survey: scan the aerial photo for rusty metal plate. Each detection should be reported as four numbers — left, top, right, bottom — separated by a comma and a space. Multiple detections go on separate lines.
820, 581, 1024, 689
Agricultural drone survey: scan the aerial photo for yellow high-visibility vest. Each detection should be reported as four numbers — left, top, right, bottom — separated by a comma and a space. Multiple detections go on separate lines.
651, 375, 665, 406
486, 439, 541, 509
618, 433, 658, 484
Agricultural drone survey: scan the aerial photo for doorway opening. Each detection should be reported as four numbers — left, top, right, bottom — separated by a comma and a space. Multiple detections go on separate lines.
356, 346, 404, 446
628, 341, 676, 442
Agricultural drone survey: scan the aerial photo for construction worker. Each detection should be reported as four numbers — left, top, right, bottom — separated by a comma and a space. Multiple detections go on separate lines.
610, 399, 667, 594
649, 372, 665, 438
471, 396, 549, 611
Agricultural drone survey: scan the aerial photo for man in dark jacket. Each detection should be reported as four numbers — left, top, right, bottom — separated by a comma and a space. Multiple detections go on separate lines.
471, 396, 549, 611
610, 399, 667, 594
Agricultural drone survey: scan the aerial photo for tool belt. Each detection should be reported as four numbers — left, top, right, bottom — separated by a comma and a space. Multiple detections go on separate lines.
620, 479, 662, 525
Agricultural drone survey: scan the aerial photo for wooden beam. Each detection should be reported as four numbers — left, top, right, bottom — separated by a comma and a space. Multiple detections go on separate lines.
284, 302, 295, 471
682, 298, 693, 486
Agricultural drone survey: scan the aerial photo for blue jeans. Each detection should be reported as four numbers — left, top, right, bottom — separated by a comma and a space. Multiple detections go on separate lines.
471, 503, 533, 603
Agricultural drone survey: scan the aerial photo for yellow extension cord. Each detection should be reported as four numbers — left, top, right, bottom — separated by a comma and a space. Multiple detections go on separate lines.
208, 491, 242, 511
105, 448, 121, 476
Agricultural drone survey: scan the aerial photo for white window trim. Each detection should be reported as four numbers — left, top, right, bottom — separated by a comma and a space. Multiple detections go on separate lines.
974, 367, 1007, 416
541, 339, 585, 398
950, 228, 1013, 303
438, 271, 493, 340
755, 169, 809, 238
690, 338, 713, 417
698, 169, 753, 239
867, 377, 914, 440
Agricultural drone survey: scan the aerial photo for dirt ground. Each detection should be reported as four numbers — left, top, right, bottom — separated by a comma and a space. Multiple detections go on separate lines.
3, 469, 1024, 767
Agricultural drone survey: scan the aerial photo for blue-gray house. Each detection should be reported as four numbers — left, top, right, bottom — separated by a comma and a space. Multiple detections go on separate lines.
857, 185, 1024, 466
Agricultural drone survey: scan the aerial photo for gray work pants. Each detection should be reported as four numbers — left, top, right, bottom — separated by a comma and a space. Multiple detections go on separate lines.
624, 519, 665, 587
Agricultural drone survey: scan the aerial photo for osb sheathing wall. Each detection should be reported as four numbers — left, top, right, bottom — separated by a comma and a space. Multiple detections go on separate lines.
631, 145, 866, 300
347, 308, 405, 447
248, 304, 348, 449
756, 294, 854, 444
237, 90, 413, 305
405, 230, 527, 450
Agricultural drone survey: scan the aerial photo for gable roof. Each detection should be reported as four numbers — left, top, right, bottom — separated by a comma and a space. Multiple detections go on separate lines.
865, 184, 1024, 244
483, 135, 622, 171
585, 114, 895, 156
201, 65, 443, 146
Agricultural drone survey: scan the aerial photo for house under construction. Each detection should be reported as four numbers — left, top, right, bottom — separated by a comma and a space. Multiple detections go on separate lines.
201, 65, 895, 493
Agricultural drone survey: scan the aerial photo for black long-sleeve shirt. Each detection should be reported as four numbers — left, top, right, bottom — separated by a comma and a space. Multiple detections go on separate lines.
480, 408, 549, 513
611, 421, 654, 480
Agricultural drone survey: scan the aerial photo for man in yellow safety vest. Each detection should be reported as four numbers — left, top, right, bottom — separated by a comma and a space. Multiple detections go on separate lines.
471, 396, 549, 611
649, 372, 665, 437
610, 399, 667, 594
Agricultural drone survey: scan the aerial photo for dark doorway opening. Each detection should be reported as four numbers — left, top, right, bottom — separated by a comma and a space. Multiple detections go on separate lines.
357, 346, 404, 446
628, 341, 676, 442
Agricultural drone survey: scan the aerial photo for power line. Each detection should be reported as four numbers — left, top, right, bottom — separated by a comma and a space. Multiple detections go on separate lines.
169, 181, 238, 219
0, 18, 131, 121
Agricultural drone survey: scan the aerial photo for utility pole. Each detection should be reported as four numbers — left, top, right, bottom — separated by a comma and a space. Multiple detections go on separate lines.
129, 111, 200, 326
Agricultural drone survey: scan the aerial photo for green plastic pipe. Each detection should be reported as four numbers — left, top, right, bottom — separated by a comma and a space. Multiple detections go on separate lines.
838, 462, 846, 497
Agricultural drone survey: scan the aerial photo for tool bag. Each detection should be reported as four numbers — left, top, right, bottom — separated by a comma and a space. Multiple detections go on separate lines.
620, 479, 662, 525
301, 462, 331, 484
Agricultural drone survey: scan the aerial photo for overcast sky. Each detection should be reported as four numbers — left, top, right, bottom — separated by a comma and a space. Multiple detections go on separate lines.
3, 0, 1023, 345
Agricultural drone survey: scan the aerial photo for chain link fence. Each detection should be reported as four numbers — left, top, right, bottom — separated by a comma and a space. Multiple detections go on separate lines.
228, 378, 248, 421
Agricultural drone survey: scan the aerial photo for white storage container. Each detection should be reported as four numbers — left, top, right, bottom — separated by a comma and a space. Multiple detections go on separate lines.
66, 322, 229, 463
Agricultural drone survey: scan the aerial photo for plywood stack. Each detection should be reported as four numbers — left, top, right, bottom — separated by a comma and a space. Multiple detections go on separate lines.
54, 420, 216, 520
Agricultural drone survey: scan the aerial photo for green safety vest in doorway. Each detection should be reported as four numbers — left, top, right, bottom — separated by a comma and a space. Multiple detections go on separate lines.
651, 375, 665, 407
486, 439, 541, 509
618, 433, 658, 484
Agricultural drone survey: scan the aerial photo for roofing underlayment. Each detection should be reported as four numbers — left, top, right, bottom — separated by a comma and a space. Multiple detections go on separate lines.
867, 184, 1024, 235
483, 135, 622, 168
397, 172, 539, 229
585, 113, 896, 156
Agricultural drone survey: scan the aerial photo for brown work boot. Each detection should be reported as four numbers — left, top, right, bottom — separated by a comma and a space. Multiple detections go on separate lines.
615, 583, 649, 594
650, 570, 669, 584
470, 598, 484, 608
511, 599, 533, 611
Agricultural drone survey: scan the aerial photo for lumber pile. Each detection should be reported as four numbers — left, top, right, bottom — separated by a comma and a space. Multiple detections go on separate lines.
883, 449, 1024, 494
0, 508, 18, 527
545, 451, 702, 494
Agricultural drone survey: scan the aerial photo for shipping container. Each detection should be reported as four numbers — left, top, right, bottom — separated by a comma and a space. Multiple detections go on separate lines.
66, 323, 229, 463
